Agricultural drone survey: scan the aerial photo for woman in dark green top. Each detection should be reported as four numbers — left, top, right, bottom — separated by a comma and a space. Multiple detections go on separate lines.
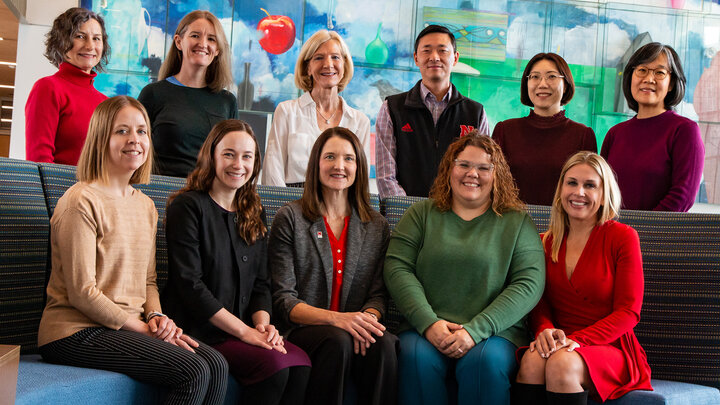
384, 133, 545, 405
138, 10, 237, 177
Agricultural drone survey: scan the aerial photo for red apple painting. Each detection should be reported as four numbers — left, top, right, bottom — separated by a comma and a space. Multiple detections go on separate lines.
257, 8, 295, 55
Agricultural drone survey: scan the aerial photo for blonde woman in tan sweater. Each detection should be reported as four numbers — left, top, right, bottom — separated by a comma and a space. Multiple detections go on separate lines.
37, 96, 228, 405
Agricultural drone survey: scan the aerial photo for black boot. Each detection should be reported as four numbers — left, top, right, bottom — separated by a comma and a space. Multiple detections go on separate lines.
511, 383, 547, 405
546, 390, 589, 405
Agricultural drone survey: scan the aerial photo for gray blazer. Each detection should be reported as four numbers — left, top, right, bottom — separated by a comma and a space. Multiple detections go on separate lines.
269, 200, 390, 333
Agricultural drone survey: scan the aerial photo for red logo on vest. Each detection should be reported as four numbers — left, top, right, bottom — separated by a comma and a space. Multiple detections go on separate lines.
460, 125, 475, 137
401, 123, 413, 132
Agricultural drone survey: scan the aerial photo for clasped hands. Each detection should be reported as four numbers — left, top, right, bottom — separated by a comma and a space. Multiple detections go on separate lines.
237, 323, 286, 354
331, 311, 386, 356
529, 328, 580, 358
146, 316, 286, 354
424, 320, 475, 359
147, 315, 199, 352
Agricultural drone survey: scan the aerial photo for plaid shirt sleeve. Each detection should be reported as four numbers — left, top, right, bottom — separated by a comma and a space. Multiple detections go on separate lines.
375, 101, 407, 198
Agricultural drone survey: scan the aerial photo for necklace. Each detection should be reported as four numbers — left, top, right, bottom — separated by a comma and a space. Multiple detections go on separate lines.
316, 105, 338, 125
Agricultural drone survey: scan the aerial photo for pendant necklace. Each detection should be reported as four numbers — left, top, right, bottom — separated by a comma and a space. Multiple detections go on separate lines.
316, 104, 338, 125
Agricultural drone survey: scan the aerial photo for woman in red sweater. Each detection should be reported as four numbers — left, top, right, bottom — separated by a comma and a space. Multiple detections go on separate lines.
513, 152, 652, 404
25, 7, 109, 165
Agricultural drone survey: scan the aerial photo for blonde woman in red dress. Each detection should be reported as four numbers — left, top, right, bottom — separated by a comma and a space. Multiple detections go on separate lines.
513, 151, 652, 404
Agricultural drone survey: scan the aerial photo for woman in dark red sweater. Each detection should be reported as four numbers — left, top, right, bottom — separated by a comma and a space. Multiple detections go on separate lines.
25, 7, 109, 165
492, 53, 596, 206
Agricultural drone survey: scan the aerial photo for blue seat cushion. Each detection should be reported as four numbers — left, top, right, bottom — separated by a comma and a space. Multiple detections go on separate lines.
17, 354, 239, 405
588, 379, 720, 405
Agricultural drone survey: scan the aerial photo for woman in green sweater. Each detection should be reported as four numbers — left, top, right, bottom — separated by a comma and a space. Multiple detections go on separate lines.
384, 132, 546, 405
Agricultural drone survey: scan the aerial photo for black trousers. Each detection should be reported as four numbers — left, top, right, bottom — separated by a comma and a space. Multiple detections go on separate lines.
288, 325, 398, 405
39, 327, 228, 405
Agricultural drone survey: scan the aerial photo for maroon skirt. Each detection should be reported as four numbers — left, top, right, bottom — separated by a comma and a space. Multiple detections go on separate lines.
213, 337, 311, 385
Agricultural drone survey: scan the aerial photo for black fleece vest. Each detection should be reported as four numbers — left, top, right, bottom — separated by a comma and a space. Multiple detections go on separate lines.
386, 81, 485, 197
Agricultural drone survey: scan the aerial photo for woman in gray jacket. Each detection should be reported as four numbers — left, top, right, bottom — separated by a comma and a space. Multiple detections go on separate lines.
269, 127, 398, 405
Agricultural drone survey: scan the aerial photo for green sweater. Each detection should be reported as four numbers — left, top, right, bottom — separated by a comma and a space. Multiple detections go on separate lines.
384, 199, 545, 348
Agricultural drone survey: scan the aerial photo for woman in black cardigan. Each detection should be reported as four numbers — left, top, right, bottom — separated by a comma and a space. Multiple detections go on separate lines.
269, 127, 398, 405
162, 119, 310, 405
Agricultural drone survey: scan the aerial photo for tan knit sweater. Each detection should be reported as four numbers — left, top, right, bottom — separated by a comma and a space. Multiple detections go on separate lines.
38, 182, 161, 346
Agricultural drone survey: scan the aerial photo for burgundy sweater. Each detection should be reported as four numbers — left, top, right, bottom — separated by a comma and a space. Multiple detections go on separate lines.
492, 110, 596, 206
25, 62, 107, 165
601, 110, 704, 212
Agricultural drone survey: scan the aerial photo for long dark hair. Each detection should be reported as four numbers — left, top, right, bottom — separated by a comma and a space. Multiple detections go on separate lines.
301, 127, 372, 222
170, 120, 265, 244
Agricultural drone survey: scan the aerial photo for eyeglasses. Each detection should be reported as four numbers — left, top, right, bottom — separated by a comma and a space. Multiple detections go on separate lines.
527, 73, 565, 84
633, 67, 670, 80
453, 159, 494, 174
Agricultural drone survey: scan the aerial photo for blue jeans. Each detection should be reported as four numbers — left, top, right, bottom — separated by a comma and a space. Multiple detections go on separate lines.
398, 330, 517, 405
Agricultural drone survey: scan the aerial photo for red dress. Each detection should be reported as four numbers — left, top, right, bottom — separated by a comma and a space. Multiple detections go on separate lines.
532, 220, 652, 401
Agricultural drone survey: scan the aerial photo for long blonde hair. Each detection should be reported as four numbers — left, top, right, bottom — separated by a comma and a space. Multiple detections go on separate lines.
77, 96, 153, 185
543, 152, 621, 262
158, 10, 233, 92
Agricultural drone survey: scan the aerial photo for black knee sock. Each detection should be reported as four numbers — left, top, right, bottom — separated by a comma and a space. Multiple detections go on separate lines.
280, 366, 311, 405
242, 368, 290, 405
511, 383, 547, 405
546, 390, 589, 405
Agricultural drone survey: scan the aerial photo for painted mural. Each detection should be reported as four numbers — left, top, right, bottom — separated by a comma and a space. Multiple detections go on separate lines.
81, 0, 720, 204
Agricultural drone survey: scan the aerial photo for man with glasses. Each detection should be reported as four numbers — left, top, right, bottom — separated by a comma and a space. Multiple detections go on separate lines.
375, 25, 488, 198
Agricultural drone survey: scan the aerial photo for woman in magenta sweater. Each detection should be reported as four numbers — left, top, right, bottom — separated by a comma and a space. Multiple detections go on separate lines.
601, 42, 704, 212
25, 7, 109, 165
492, 53, 596, 206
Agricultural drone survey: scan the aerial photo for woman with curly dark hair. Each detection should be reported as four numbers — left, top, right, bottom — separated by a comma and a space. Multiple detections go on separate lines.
161, 120, 310, 405
25, 7, 109, 165
384, 132, 546, 404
